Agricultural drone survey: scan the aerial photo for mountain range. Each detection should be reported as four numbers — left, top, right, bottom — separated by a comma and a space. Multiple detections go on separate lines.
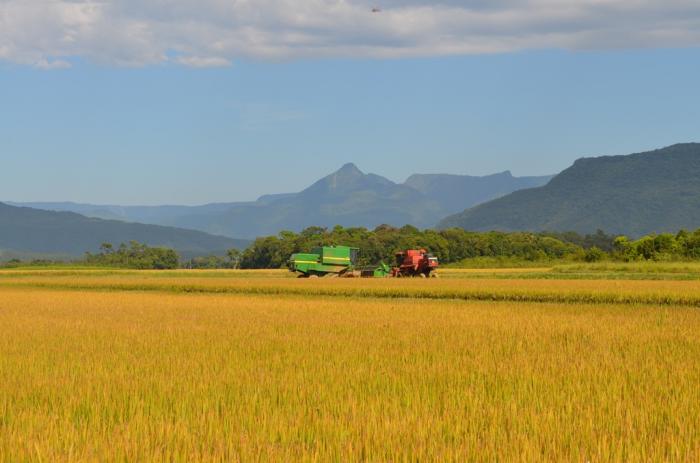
439, 143, 700, 237
8, 142, 696, 254
11, 165, 553, 239
404, 171, 554, 216
0, 203, 249, 259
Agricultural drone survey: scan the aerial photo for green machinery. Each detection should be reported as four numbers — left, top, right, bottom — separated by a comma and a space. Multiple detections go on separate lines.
288, 245, 391, 278
360, 262, 393, 278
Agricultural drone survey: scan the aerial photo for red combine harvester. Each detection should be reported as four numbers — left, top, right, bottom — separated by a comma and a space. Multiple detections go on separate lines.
393, 249, 439, 278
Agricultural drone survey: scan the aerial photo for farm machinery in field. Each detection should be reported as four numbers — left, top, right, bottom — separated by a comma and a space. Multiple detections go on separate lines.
287, 245, 438, 278
392, 249, 439, 278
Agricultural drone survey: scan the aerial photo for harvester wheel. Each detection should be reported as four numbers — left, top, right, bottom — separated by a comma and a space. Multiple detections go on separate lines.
309, 274, 320, 279
419, 273, 427, 278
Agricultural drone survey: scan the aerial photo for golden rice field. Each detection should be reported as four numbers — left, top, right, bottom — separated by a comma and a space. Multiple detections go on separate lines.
1, 268, 700, 461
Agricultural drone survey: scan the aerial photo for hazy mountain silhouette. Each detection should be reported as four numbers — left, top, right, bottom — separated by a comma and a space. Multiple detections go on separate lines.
405, 171, 553, 216
13, 164, 552, 238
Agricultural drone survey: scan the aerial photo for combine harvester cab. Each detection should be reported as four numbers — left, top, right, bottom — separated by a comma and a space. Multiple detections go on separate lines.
393, 249, 439, 278
288, 246, 359, 278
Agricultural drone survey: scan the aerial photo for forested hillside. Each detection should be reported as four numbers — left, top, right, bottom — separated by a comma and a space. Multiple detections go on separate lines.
439, 144, 700, 237
0, 203, 248, 257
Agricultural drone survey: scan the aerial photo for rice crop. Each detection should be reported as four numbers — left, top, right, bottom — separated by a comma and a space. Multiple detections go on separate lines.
5, 264, 700, 282
3, 272, 700, 307
1, 272, 699, 461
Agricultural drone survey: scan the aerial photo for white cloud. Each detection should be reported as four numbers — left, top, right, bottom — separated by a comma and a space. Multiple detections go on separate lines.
34, 58, 72, 70
176, 56, 231, 68
1, 0, 699, 68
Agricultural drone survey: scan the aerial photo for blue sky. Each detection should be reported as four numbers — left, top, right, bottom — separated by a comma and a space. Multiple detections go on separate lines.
1, 1, 700, 205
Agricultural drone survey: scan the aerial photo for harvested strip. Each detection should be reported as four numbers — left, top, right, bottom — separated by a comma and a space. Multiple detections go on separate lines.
3, 276, 700, 307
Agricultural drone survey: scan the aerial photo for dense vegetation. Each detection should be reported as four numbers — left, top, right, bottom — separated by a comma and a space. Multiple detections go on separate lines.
239, 225, 700, 269
239, 225, 587, 269
85, 241, 179, 269
184, 249, 242, 269
613, 229, 700, 261
440, 143, 700, 237
5, 226, 700, 270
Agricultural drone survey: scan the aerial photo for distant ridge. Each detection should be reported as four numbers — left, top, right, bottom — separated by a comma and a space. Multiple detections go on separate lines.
170, 163, 443, 238
11, 165, 553, 239
439, 143, 700, 237
405, 171, 553, 216
0, 203, 249, 258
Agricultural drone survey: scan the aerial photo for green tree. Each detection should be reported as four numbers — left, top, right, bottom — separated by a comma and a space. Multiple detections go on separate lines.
85, 241, 179, 269
226, 248, 242, 269
584, 247, 606, 262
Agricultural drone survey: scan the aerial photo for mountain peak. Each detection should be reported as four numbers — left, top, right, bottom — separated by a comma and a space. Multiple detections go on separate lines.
336, 163, 363, 175
301, 162, 401, 197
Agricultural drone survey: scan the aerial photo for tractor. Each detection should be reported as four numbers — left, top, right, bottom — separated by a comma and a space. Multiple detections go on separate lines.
288, 245, 438, 278
392, 249, 439, 278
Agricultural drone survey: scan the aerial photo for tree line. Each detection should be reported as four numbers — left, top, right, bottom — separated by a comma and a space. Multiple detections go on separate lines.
238, 226, 700, 268
612, 230, 700, 261
4, 227, 700, 269
238, 225, 597, 269
85, 241, 180, 269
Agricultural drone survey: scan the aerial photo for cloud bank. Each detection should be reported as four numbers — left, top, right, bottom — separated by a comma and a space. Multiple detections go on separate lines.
2, 0, 700, 68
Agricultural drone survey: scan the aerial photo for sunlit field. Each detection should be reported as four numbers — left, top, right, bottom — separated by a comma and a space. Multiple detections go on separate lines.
1, 269, 699, 461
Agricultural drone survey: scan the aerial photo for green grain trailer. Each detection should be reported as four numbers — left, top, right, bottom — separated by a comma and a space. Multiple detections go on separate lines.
288, 245, 359, 278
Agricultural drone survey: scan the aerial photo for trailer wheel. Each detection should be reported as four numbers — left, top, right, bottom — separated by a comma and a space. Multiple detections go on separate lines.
309, 274, 319, 279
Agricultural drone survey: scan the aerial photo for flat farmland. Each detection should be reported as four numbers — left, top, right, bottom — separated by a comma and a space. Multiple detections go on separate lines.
1, 269, 699, 461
